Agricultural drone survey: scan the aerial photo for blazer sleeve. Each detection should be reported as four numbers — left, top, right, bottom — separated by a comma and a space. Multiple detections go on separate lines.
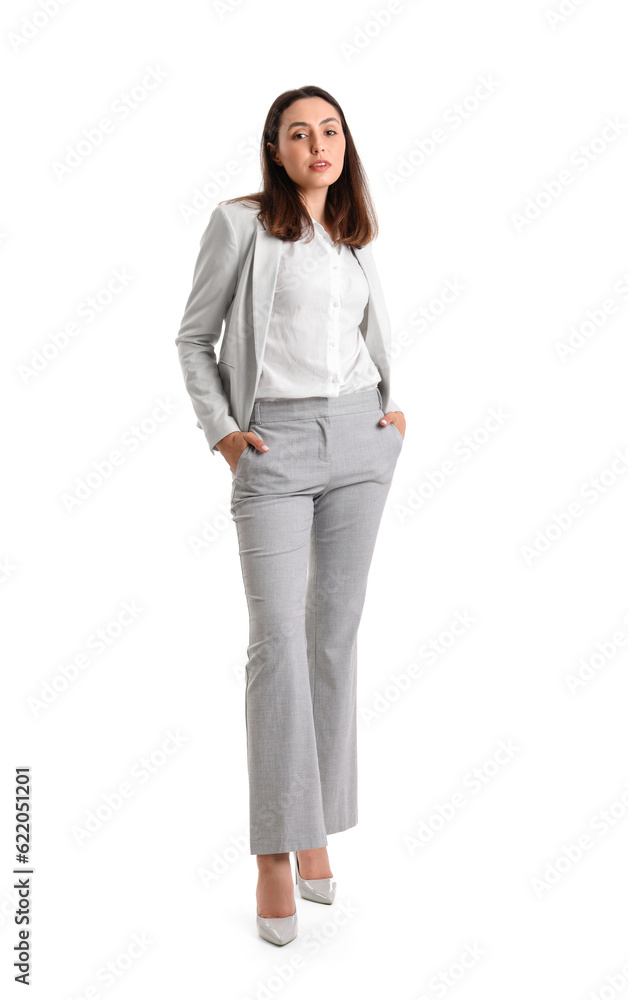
175, 205, 241, 456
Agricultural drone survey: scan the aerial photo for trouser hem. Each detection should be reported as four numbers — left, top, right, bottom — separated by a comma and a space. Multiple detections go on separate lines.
324, 816, 358, 837
249, 817, 358, 855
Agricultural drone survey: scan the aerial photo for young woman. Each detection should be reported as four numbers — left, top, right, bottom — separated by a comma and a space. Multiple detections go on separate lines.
175, 85, 405, 946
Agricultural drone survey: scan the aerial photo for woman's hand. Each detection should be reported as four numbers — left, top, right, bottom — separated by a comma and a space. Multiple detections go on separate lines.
380, 411, 405, 440
216, 430, 269, 473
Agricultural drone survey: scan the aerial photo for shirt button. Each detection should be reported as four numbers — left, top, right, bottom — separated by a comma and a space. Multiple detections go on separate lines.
332, 301, 339, 307
333, 264, 339, 270
331, 376, 338, 383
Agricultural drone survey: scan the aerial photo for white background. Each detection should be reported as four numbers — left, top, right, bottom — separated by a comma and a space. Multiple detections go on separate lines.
2, 0, 628, 996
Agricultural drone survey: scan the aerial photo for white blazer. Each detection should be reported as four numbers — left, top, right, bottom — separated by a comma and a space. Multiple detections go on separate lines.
175, 199, 402, 457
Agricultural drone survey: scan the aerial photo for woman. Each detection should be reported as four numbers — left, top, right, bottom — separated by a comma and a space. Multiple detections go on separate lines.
175, 85, 405, 946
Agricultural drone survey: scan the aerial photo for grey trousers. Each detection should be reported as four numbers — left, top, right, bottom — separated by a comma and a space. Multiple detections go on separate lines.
229, 386, 403, 854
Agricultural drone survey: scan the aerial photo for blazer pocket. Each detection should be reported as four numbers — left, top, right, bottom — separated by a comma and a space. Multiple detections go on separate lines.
218, 358, 235, 369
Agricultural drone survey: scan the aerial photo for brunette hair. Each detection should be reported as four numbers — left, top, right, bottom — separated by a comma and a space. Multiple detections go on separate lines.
221, 85, 378, 249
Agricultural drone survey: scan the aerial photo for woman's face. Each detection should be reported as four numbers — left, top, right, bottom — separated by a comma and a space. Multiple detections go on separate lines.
268, 97, 346, 195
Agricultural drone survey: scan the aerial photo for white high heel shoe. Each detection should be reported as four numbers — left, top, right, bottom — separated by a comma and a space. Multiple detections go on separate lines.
256, 856, 298, 946
256, 907, 298, 946
294, 851, 337, 905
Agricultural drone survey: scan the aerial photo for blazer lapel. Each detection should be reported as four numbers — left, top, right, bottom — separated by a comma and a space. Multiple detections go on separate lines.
352, 244, 389, 353
251, 224, 283, 370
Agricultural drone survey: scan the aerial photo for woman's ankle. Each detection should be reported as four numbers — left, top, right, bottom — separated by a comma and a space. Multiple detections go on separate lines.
256, 851, 290, 871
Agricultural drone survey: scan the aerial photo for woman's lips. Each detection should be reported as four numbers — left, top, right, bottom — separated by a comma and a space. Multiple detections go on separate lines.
310, 162, 331, 171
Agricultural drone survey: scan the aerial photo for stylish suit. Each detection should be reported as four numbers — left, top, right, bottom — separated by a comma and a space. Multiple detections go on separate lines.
175, 199, 404, 855
175, 200, 402, 455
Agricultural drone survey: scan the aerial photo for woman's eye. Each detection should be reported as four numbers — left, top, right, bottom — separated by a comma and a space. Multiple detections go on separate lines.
291, 129, 338, 140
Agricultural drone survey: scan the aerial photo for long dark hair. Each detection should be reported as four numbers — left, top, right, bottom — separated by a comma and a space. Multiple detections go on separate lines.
221, 85, 378, 249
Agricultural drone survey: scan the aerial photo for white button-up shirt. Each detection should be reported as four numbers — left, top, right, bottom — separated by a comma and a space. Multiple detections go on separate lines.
255, 218, 382, 401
